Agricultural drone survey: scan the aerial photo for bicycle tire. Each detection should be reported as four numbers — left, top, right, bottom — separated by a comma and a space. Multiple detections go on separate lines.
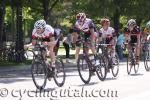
127, 55, 132, 75
53, 58, 66, 87
111, 54, 119, 77
144, 49, 150, 71
95, 54, 107, 81
134, 63, 139, 74
31, 61, 48, 90
77, 54, 91, 84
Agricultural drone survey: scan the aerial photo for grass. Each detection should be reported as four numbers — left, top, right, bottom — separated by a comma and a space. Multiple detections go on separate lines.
0, 61, 20, 67
0, 46, 76, 67
0, 60, 32, 67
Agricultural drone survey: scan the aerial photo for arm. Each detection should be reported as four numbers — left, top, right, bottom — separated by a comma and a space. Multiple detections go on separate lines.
97, 30, 102, 44
24, 39, 36, 49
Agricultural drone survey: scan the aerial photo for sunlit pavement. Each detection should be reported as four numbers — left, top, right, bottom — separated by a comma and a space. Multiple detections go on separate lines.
0, 61, 150, 100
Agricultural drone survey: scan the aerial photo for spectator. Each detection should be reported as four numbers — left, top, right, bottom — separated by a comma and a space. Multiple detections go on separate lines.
62, 28, 73, 63
116, 30, 125, 61
54, 23, 63, 56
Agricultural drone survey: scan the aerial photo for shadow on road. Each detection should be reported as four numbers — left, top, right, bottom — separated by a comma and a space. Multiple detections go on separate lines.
77, 82, 99, 87
105, 77, 117, 81
130, 73, 144, 76
0, 69, 32, 84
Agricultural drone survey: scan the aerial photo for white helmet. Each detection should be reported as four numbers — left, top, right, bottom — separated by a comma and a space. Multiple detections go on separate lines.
127, 19, 136, 26
34, 19, 46, 29
146, 21, 150, 29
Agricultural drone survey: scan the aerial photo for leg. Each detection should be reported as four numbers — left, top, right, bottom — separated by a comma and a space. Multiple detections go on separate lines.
63, 42, 70, 62
117, 45, 123, 60
75, 47, 80, 62
75, 40, 82, 62
54, 41, 60, 56
136, 35, 141, 63
48, 44, 56, 67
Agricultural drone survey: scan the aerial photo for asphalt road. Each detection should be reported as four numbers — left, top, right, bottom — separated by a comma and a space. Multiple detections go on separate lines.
0, 61, 150, 100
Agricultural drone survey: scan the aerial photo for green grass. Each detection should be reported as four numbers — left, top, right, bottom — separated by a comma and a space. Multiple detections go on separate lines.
0, 60, 32, 67
0, 62, 19, 67
0, 46, 76, 67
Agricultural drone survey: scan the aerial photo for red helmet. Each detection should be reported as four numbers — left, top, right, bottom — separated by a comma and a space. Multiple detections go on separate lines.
100, 18, 110, 26
76, 13, 86, 21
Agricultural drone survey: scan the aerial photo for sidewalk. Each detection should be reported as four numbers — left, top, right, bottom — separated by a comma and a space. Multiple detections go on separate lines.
0, 48, 127, 73
0, 59, 78, 73
0, 64, 31, 72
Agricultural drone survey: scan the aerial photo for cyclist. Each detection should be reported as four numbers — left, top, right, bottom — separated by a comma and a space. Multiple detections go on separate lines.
124, 19, 141, 64
24, 19, 57, 78
98, 18, 117, 65
73, 12, 97, 61
143, 21, 150, 42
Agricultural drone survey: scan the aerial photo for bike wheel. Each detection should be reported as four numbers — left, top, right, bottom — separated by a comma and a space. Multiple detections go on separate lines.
95, 54, 107, 81
31, 61, 48, 90
127, 55, 132, 75
53, 58, 66, 87
144, 49, 150, 71
77, 54, 91, 84
111, 54, 119, 77
134, 63, 139, 74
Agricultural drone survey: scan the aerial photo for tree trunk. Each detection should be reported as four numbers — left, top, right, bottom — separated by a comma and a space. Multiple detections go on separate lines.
136, 18, 142, 27
11, 0, 16, 42
15, 0, 24, 62
113, 7, 120, 36
0, 0, 6, 44
43, 0, 49, 22
0, 0, 6, 61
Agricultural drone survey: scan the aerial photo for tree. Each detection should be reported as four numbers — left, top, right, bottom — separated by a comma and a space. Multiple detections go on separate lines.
15, 0, 24, 62
0, 0, 6, 43
0, 0, 6, 61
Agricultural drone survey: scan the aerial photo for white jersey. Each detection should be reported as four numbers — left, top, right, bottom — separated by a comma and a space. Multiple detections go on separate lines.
32, 24, 54, 39
54, 28, 62, 36
75, 18, 94, 33
99, 27, 115, 38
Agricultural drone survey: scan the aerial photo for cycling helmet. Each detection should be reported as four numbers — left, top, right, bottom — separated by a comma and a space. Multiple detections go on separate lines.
127, 19, 136, 26
34, 19, 46, 29
100, 18, 110, 26
76, 13, 86, 21
146, 21, 150, 29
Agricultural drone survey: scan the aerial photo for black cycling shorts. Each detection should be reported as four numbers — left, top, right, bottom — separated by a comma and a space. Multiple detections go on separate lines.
130, 36, 138, 43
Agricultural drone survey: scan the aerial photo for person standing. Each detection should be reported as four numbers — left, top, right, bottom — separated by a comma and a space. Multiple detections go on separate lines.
116, 30, 125, 61
62, 28, 73, 63
54, 23, 63, 56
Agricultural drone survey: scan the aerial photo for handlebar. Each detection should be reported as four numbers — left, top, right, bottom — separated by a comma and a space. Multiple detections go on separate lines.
124, 43, 137, 45
97, 44, 113, 48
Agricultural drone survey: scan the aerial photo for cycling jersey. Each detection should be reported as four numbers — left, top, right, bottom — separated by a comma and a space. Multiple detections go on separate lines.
124, 26, 141, 43
54, 28, 62, 36
124, 26, 140, 35
99, 27, 116, 44
74, 18, 96, 47
143, 28, 150, 41
75, 18, 95, 35
32, 25, 54, 42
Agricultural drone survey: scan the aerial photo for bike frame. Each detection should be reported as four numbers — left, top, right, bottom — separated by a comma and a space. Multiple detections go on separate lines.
82, 40, 95, 71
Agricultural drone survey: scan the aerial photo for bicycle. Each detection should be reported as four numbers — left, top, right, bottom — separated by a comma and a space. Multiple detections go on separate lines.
126, 43, 139, 74
143, 42, 150, 71
77, 38, 107, 84
97, 43, 119, 78
30, 41, 65, 90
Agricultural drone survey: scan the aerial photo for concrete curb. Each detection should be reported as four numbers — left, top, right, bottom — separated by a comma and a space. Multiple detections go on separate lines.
0, 63, 77, 73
